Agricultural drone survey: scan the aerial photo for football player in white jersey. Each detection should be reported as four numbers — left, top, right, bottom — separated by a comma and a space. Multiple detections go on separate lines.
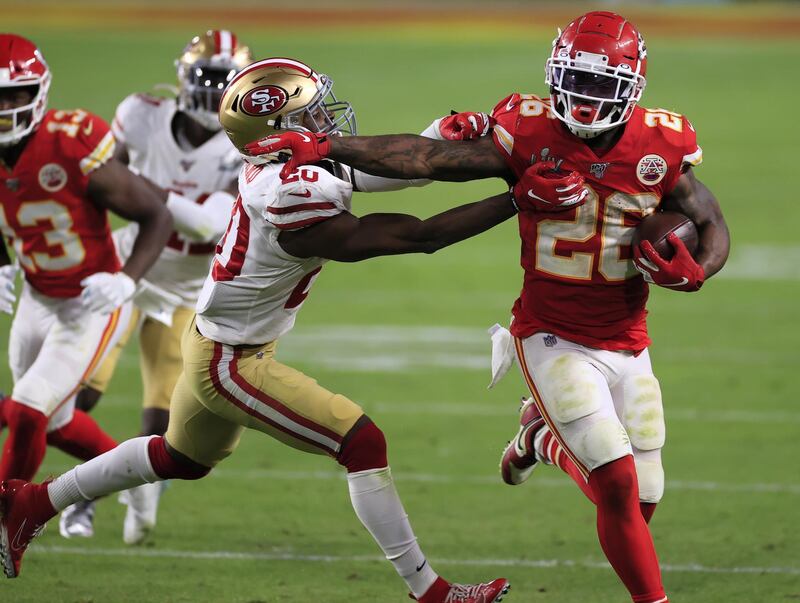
0, 57, 536, 602
61, 31, 252, 541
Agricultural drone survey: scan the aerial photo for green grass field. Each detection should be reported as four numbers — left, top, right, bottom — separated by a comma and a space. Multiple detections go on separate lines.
1, 8, 799, 603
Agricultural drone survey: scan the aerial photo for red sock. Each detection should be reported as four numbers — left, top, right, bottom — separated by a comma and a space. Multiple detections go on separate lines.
589, 457, 667, 603
0, 399, 48, 481
540, 429, 658, 525
539, 428, 597, 503
0, 397, 7, 430
46, 410, 117, 461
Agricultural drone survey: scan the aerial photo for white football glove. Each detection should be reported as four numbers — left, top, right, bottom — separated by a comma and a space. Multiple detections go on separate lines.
133, 278, 183, 327
0, 264, 18, 315
80, 271, 136, 314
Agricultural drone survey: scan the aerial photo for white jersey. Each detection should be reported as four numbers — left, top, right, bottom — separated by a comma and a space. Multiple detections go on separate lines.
196, 162, 353, 345
111, 93, 241, 306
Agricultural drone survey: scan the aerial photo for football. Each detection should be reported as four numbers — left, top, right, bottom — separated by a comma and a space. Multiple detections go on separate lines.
632, 211, 699, 260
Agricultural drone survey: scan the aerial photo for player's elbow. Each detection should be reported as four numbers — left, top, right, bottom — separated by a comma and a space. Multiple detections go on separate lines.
417, 237, 446, 255
140, 202, 173, 235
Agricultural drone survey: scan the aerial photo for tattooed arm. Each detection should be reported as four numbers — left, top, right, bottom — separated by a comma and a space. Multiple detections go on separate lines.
328, 134, 513, 182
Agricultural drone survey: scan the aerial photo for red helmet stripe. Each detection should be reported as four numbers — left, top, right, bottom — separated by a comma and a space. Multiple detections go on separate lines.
212, 30, 222, 55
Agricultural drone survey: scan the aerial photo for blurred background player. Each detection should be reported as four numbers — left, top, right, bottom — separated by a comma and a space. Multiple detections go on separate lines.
250, 12, 731, 603
0, 33, 171, 519
0, 57, 517, 603
64, 30, 252, 544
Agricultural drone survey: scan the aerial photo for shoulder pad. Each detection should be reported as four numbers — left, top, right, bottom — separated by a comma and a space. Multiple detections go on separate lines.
112, 93, 170, 148
640, 108, 703, 171
44, 109, 115, 176
266, 165, 353, 231
490, 93, 525, 160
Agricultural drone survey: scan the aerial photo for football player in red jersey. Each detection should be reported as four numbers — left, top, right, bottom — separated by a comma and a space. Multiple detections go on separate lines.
0, 34, 172, 498
249, 12, 730, 603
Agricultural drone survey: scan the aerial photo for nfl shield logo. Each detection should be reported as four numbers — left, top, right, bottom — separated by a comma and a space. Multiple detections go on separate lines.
543, 334, 558, 347
590, 162, 610, 179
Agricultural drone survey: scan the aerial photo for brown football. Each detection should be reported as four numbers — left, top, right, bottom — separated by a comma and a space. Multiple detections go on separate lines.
632, 211, 698, 260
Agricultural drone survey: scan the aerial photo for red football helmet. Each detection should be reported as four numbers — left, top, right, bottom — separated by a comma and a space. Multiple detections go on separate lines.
0, 33, 51, 146
545, 12, 647, 139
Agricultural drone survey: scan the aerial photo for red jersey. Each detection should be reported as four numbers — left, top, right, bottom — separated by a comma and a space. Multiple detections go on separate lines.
491, 94, 703, 351
0, 109, 120, 298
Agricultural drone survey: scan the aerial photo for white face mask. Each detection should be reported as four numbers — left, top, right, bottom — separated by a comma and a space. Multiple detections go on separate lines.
545, 51, 645, 139
0, 77, 51, 147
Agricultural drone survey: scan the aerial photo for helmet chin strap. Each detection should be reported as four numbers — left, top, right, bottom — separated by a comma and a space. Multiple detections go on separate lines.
562, 101, 621, 139
566, 123, 608, 139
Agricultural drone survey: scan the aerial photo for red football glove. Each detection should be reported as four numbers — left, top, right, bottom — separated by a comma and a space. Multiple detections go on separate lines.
244, 131, 331, 179
512, 161, 588, 212
634, 232, 705, 292
438, 111, 494, 140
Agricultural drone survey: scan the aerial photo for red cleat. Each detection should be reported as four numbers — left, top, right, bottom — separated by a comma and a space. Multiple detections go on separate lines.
413, 576, 511, 602
0, 479, 57, 578
500, 397, 546, 486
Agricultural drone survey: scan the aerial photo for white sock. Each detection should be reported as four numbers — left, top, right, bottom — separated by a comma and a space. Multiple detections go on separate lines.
533, 424, 553, 465
347, 467, 438, 598
48, 436, 161, 511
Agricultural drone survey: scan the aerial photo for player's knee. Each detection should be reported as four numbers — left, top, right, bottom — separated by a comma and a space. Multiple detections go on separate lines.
147, 436, 211, 480
622, 374, 665, 451
4, 399, 48, 436
75, 387, 103, 413
541, 354, 602, 423
634, 448, 664, 503
337, 417, 388, 473
591, 455, 639, 507
575, 416, 631, 470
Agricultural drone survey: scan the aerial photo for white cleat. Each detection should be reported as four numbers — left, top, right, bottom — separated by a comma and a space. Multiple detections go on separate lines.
119, 482, 162, 545
59, 499, 96, 539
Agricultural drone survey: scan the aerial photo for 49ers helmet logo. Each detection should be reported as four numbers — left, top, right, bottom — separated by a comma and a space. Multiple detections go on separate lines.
240, 85, 289, 116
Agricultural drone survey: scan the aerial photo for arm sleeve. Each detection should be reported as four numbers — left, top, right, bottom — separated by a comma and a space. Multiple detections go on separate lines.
266, 165, 352, 231
350, 119, 446, 193
166, 191, 236, 242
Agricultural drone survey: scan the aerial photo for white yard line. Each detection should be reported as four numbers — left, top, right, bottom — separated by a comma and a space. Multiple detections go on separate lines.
202, 468, 800, 496
717, 244, 800, 281
370, 402, 800, 424
29, 545, 800, 576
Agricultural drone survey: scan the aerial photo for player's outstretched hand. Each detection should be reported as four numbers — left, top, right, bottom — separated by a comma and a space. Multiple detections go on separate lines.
512, 161, 588, 212
634, 232, 705, 292
0, 264, 17, 314
244, 131, 332, 179
80, 271, 136, 314
438, 111, 494, 140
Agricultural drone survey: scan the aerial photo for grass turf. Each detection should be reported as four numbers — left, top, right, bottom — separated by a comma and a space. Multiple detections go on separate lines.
1, 20, 799, 603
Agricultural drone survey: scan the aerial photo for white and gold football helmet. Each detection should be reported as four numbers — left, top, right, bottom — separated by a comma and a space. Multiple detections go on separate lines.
176, 30, 253, 130
219, 57, 356, 161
